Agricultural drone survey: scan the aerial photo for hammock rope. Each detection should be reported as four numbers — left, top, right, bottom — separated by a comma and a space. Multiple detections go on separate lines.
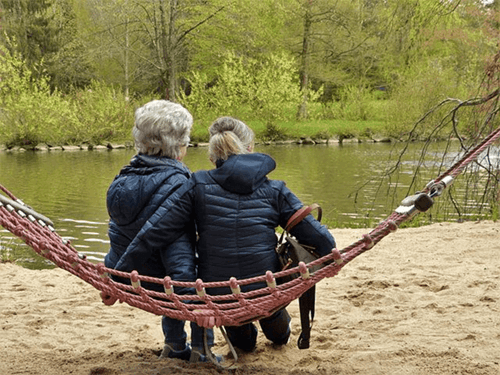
1, 125, 499, 329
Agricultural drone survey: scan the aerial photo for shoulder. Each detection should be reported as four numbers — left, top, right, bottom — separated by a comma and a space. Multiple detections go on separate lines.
191, 169, 214, 184
264, 178, 288, 194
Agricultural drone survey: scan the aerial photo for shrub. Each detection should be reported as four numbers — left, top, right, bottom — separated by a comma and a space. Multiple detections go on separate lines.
180, 51, 306, 139
0, 47, 78, 147
0, 46, 135, 147
70, 80, 133, 144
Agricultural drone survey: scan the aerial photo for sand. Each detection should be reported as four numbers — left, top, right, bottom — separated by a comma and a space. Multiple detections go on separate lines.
1, 221, 499, 375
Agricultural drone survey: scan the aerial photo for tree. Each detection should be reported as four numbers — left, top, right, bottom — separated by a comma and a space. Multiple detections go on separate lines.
0, 0, 58, 71
46, 0, 95, 90
297, 0, 313, 120
79, 0, 232, 100
0, 0, 93, 92
286, 0, 389, 119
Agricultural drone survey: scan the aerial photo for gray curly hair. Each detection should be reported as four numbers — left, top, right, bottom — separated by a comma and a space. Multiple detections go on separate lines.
132, 100, 192, 159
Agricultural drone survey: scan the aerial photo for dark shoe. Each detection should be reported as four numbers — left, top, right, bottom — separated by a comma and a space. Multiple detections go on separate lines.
189, 347, 223, 364
159, 343, 191, 361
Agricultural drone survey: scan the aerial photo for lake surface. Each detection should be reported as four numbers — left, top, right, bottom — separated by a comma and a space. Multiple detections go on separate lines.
0, 141, 496, 268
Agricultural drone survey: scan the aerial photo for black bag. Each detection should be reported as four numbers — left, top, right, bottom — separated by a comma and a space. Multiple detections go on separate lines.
276, 204, 323, 349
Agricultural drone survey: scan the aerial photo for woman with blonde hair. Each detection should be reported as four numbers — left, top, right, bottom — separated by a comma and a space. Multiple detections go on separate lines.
122, 116, 336, 354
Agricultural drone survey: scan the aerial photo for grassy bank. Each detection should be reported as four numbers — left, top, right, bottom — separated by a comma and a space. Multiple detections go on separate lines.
0, 116, 390, 150
190, 118, 389, 144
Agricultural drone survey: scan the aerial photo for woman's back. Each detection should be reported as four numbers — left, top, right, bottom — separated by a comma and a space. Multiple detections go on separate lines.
189, 153, 335, 294
192, 153, 283, 286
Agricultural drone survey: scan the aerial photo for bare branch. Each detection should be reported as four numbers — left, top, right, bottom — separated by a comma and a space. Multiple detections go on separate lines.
176, 4, 230, 45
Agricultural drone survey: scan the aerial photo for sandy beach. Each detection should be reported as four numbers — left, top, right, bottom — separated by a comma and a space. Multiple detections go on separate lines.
1, 220, 499, 375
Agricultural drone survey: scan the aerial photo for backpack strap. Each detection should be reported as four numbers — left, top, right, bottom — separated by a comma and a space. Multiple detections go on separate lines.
281, 203, 322, 350
279, 203, 322, 244
285, 203, 322, 232
297, 286, 316, 349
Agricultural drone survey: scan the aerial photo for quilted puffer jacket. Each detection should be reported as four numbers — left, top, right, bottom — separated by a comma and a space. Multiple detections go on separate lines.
104, 154, 196, 292
118, 153, 336, 295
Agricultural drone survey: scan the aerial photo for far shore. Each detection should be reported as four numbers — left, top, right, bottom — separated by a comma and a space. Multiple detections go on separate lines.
0, 136, 397, 153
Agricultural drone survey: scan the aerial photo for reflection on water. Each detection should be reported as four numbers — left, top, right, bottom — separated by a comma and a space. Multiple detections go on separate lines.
0, 141, 497, 269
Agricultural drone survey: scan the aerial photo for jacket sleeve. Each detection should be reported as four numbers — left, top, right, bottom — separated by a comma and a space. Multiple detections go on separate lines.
160, 229, 197, 295
115, 179, 196, 272
278, 183, 336, 257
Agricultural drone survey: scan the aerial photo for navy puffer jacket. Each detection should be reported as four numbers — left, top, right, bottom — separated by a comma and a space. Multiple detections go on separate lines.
119, 153, 336, 295
104, 154, 196, 293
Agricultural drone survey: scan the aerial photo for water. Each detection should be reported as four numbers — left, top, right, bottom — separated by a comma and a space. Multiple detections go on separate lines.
0, 141, 497, 269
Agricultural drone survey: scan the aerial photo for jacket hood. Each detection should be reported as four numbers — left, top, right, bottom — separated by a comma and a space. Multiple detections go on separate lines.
208, 153, 276, 194
107, 154, 191, 225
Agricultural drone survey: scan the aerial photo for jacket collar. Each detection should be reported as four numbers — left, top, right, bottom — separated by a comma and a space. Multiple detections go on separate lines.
209, 153, 276, 194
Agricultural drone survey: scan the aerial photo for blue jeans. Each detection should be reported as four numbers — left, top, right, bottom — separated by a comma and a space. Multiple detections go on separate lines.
225, 308, 291, 352
162, 316, 214, 349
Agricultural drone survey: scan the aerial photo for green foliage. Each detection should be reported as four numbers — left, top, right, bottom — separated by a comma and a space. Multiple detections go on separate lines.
186, 0, 290, 78
383, 56, 480, 139
321, 85, 389, 122
44, 0, 95, 91
0, 47, 77, 147
0, 48, 134, 147
181, 52, 305, 140
0, 0, 91, 92
0, 0, 58, 69
490, 202, 499, 222
70, 81, 133, 144
0, 0, 498, 145
261, 123, 288, 142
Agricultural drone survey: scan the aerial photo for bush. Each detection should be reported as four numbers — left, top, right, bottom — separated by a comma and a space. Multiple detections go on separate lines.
0, 47, 135, 147
70, 81, 133, 144
383, 59, 479, 139
180, 51, 304, 128
0, 48, 78, 147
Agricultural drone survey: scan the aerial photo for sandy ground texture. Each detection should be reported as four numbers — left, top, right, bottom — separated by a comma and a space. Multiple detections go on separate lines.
1, 221, 499, 375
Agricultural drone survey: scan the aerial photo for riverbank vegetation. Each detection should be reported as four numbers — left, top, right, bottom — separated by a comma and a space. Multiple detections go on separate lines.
1, 0, 499, 148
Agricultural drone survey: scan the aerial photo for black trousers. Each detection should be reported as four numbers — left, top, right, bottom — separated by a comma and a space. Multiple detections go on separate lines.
225, 308, 291, 352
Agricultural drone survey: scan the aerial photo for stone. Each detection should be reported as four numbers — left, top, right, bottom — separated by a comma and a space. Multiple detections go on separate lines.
62, 145, 82, 151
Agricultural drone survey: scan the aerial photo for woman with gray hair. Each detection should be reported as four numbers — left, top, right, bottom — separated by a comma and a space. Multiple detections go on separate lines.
104, 99, 214, 363
121, 116, 336, 355
132, 99, 192, 160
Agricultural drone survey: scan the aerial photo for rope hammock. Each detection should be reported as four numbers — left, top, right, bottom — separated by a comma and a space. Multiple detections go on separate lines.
1, 114, 500, 331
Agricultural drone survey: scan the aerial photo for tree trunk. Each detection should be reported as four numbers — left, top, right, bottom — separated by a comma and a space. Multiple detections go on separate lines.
124, 10, 130, 100
297, 0, 313, 120
158, 0, 170, 99
167, 0, 178, 102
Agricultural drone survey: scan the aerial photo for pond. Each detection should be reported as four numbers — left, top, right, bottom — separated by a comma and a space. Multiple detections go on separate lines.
0, 140, 496, 269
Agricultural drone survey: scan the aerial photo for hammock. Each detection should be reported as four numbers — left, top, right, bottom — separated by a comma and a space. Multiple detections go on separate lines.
1, 125, 500, 331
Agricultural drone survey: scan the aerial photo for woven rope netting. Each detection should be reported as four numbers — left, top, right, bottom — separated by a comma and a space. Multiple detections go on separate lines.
1, 88, 500, 329
0, 188, 410, 328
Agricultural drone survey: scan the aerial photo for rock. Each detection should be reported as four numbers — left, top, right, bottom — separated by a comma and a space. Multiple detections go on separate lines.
62, 145, 82, 151
301, 137, 316, 145
106, 144, 126, 150
33, 144, 49, 151
373, 137, 392, 143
